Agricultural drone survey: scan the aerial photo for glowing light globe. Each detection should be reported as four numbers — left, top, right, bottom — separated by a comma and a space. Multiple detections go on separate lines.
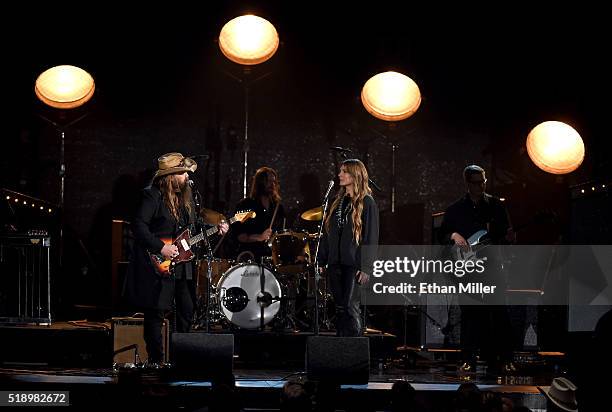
35, 65, 95, 109
361, 71, 421, 121
219, 15, 279, 65
526, 121, 585, 174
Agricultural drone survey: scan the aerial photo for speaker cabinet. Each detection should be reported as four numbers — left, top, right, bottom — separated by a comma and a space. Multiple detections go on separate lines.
171, 333, 234, 379
306, 336, 370, 384
112, 317, 168, 364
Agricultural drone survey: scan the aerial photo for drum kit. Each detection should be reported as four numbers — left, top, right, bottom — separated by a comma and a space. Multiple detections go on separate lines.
193, 206, 332, 332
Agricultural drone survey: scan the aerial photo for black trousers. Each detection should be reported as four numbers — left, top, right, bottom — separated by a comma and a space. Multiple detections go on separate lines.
143, 277, 196, 363
328, 264, 363, 337
460, 304, 513, 363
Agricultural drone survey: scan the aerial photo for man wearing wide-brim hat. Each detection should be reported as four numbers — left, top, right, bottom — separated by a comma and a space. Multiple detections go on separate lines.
124, 152, 228, 366
538, 377, 578, 412
151, 152, 198, 180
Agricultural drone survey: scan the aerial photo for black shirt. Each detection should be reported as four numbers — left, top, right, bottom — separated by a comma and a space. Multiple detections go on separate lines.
439, 193, 511, 245
233, 197, 286, 260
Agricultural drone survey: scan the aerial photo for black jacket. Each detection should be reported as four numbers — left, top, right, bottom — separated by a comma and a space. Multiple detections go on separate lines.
317, 194, 379, 273
123, 186, 194, 310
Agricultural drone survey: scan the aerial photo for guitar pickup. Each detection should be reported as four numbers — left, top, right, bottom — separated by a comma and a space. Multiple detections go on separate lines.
180, 239, 190, 251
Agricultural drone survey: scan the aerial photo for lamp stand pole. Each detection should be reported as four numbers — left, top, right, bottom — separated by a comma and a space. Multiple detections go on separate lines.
243, 82, 249, 198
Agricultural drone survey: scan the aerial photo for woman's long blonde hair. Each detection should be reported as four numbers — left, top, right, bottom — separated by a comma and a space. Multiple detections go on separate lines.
156, 174, 193, 222
324, 159, 372, 245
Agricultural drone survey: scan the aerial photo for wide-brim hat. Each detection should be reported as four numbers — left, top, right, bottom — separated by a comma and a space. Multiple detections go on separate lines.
537, 377, 578, 412
153, 152, 197, 180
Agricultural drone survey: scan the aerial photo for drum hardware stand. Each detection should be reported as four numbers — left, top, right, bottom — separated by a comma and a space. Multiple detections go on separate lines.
256, 202, 281, 331
313, 179, 335, 335
201, 229, 216, 333
260, 258, 266, 331
277, 277, 309, 332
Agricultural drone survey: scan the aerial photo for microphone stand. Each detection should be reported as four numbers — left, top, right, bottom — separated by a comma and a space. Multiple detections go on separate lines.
200, 223, 214, 334
191, 180, 214, 333
313, 180, 335, 335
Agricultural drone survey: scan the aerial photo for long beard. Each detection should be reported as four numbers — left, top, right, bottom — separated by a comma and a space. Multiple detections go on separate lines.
181, 183, 193, 200
171, 176, 189, 192
174, 178, 192, 200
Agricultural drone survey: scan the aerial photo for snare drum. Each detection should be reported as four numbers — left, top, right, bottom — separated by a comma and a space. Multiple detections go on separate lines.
217, 263, 282, 329
269, 230, 311, 275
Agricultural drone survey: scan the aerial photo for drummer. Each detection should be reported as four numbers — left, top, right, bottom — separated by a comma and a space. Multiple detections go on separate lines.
233, 166, 286, 263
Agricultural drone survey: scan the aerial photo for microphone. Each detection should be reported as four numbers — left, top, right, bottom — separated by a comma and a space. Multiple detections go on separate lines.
330, 146, 352, 153
324, 180, 335, 199
186, 154, 210, 160
368, 178, 382, 192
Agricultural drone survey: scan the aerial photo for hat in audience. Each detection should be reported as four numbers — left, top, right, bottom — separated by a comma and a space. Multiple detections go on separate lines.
538, 377, 578, 412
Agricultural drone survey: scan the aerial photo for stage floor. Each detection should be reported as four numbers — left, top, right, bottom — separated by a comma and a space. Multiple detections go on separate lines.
0, 321, 556, 410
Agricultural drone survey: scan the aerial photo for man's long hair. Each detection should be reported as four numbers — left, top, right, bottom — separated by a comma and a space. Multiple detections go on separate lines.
324, 159, 372, 245
249, 167, 281, 203
156, 174, 193, 222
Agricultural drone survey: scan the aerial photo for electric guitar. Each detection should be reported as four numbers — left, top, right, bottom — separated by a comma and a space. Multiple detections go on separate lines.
451, 230, 491, 262
149, 210, 255, 277
450, 209, 556, 262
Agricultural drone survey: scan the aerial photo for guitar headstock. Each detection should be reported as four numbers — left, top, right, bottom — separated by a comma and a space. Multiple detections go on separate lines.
235, 210, 256, 223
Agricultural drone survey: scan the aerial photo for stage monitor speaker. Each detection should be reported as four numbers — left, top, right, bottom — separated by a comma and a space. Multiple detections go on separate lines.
171, 333, 234, 379
306, 336, 369, 384
113, 317, 168, 364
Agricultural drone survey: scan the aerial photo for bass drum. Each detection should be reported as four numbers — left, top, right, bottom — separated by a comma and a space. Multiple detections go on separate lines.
217, 263, 282, 329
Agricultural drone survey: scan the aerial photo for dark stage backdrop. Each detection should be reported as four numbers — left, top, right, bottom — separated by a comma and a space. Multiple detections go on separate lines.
1, 4, 607, 316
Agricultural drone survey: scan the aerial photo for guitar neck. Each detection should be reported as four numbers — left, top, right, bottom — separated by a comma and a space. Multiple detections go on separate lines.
188, 216, 237, 246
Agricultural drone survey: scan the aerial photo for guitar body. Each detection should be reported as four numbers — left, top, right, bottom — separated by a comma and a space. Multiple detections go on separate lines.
451, 230, 490, 262
146, 211, 256, 277
149, 228, 195, 277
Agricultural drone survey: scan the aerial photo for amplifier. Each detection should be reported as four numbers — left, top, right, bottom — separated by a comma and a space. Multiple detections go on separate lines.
112, 317, 169, 364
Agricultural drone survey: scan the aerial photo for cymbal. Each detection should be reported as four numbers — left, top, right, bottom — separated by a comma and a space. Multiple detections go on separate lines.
200, 208, 226, 225
301, 206, 322, 221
